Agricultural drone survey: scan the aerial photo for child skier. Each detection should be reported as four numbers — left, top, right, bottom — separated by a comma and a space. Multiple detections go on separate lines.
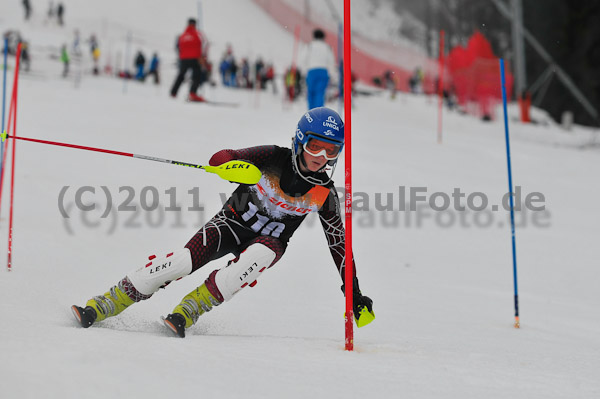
72, 107, 374, 337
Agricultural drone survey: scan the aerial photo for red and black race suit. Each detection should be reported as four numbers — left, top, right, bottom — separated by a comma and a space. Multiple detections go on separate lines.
210, 145, 355, 281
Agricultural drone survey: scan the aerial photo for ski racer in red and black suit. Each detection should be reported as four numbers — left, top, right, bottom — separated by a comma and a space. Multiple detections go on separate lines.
72, 107, 374, 338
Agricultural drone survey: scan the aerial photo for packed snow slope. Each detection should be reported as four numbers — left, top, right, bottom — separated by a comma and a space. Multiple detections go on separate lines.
0, 1, 599, 398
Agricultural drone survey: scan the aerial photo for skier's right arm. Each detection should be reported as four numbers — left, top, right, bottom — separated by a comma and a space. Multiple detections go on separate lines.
209, 145, 277, 169
319, 187, 375, 327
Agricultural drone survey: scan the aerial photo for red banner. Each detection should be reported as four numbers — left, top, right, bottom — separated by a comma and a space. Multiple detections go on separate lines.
447, 32, 514, 119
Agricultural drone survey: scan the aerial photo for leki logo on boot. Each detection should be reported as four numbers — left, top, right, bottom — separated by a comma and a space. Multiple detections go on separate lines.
239, 263, 258, 281
149, 261, 172, 274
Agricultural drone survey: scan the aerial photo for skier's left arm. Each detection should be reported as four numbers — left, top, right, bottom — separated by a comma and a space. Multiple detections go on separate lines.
318, 187, 374, 326
209, 145, 278, 169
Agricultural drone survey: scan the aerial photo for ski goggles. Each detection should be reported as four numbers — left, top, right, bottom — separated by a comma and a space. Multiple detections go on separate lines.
303, 137, 342, 160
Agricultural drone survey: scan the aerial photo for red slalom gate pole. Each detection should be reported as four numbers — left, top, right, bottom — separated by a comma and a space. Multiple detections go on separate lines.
0, 45, 20, 211
437, 30, 445, 144
7, 43, 21, 271
343, 0, 354, 351
0, 93, 15, 208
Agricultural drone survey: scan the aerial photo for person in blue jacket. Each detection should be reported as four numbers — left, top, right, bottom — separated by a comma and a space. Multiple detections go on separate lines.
146, 53, 160, 84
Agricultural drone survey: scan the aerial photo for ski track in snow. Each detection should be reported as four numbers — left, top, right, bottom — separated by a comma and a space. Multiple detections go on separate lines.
0, 1, 599, 398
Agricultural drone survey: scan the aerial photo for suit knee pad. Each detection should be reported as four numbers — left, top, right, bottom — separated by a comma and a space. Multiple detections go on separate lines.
127, 248, 193, 296
214, 243, 276, 301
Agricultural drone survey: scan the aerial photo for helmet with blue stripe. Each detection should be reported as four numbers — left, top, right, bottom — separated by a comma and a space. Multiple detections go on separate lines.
291, 107, 344, 185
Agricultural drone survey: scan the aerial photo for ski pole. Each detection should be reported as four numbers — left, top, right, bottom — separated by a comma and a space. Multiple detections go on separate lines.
0, 133, 262, 185
499, 58, 520, 329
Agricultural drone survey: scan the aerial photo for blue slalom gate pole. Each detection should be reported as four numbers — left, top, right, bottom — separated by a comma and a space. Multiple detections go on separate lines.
1, 38, 8, 184
499, 58, 520, 329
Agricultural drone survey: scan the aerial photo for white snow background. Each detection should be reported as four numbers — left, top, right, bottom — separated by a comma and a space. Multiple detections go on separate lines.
0, 1, 599, 398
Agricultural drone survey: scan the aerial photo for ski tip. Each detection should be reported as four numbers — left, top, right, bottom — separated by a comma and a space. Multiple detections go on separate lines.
71, 305, 82, 323
71, 305, 96, 328
161, 315, 186, 338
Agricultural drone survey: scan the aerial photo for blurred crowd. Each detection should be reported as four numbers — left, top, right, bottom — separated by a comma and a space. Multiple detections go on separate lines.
5, 2, 460, 112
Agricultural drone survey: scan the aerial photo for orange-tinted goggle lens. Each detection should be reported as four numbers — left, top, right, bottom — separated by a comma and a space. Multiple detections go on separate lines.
304, 138, 341, 159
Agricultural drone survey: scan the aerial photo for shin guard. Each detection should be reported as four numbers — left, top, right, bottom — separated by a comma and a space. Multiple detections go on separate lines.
127, 248, 193, 296
214, 243, 276, 301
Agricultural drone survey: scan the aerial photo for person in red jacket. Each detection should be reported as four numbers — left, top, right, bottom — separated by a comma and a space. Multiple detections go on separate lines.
170, 18, 206, 102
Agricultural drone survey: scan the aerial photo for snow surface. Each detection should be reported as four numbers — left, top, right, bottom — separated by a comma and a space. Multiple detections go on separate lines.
1, 1, 599, 398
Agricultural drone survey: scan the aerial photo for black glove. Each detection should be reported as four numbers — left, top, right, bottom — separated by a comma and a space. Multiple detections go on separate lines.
353, 292, 373, 317
341, 277, 374, 318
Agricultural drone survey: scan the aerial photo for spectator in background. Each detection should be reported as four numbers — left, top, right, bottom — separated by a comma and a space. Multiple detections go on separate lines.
146, 53, 160, 85
3, 30, 22, 55
408, 67, 424, 94
61, 44, 69, 77
255, 57, 265, 86
219, 55, 230, 86
170, 18, 206, 102
89, 34, 100, 75
57, 3, 65, 26
240, 58, 251, 89
304, 28, 336, 110
261, 63, 276, 93
92, 47, 100, 75
72, 29, 81, 56
383, 70, 398, 99
20, 41, 30, 71
23, 0, 32, 21
228, 57, 238, 87
284, 67, 302, 101
219, 45, 238, 87
47, 1, 55, 23
134, 50, 146, 81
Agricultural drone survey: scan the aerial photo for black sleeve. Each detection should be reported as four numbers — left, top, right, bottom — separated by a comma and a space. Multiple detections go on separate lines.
209, 145, 279, 169
318, 186, 357, 286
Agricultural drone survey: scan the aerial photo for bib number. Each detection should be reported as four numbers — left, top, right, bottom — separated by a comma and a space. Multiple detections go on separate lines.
241, 202, 285, 238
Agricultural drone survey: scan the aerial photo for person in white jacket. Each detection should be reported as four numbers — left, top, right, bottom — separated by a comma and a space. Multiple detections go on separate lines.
304, 28, 336, 109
